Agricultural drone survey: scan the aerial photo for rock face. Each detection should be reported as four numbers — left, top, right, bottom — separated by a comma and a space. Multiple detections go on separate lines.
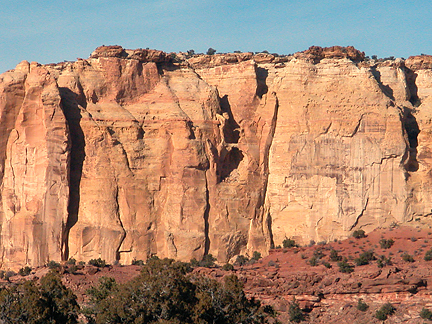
0, 46, 431, 269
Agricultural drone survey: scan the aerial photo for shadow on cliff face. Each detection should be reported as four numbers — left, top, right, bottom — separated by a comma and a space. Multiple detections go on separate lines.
370, 67, 395, 100
403, 68, 420, 173
405, 68, 421, 107
404, 108, 420, 172
59, 87, 86, 261
219, 95, 240, 143
218, 147, 244, 182
256, 67, 268, 98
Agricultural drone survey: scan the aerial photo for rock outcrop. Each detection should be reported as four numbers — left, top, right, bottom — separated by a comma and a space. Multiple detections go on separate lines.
0, 45, 431, 269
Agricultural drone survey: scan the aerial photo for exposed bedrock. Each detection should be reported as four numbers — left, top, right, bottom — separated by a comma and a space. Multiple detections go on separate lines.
0, 46, 431, 269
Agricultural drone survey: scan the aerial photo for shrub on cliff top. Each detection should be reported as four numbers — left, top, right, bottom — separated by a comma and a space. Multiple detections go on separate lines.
206, 48, 216, 55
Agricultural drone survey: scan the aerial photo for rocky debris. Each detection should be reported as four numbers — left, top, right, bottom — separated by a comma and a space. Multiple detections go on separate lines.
193, 226, 432, 323
405, 54, 432, 71
296, 45, 366, 63
90, 45, 170, 62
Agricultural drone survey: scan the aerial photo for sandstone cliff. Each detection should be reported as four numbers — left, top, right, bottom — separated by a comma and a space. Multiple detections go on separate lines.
0, 46, 430, 269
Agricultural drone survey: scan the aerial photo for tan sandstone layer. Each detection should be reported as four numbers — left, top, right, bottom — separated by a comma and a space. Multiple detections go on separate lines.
0, 46, 431, 269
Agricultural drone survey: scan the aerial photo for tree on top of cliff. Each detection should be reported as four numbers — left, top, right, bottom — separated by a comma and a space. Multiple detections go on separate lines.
207, 48, 216, 55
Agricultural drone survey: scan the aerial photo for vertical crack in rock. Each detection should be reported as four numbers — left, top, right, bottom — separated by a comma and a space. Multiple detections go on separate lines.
58, 87, 85, 261
260, 92, 279, 248
114, 185, 127, 262
349, 198, 369, 231
203, 170, 210, 255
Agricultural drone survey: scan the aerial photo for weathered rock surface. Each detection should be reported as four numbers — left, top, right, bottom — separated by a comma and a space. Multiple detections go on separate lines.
0, 45, 431, 269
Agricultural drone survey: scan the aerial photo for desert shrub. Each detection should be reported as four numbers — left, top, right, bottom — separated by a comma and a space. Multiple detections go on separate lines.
379, 238, 395, 249
0, 271, 4, 279
4, 271, 16, 281
202, 254, 217, 268
268, 260, 279, 267
354, 251, 376, 266
18, 266, 32, 277
357, 298, 369, 311
410, 236, 418, 242
66, 258, 76, 265
85, 258, 275, 324
352, 230, 366, 239
0, 271, 79, 324
402, 253, 415, 263
424, 249, 432, 261
47, 260, 61, 270
252, 251, 262, 261
288, 298, 305, 323
322, 261, 332, 269
330, 249, 342, 262
190, 254, 217, 268
88, 258, 106, 268
308, 240, 316, 247
337, 258, 354, 273
308, 256, 319, 267
234, 255, 249, 266
313, 249, 325, 259
377, 255, 392, 268
222, 263, 234, 271
375, 302, 396, 321
300, 254, 307, 259
420, 307, 432, 320
282, 238, 298, 248
67, 265, 78, 274
131, 258, 144, 266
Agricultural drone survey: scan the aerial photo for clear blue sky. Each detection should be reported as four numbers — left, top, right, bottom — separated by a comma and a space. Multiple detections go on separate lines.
1, 0, 431, 73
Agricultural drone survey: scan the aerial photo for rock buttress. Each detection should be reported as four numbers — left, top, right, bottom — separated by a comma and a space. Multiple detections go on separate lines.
0, 63, 70, 268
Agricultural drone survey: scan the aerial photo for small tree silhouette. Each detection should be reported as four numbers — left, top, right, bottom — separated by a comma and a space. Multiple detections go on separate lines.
207, 48, 216, 55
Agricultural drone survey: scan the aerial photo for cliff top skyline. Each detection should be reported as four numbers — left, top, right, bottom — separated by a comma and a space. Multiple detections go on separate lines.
1, 0, 431, 74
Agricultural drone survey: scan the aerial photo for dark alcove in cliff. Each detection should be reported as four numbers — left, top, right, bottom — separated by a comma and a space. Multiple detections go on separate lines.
219, 95, 240, 143
218, 146, 244, 182
403, 108, 420, 172
256, 67, 269, 98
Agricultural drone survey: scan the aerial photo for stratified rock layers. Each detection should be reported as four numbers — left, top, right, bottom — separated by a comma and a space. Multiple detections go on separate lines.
0, 46, 430, 269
